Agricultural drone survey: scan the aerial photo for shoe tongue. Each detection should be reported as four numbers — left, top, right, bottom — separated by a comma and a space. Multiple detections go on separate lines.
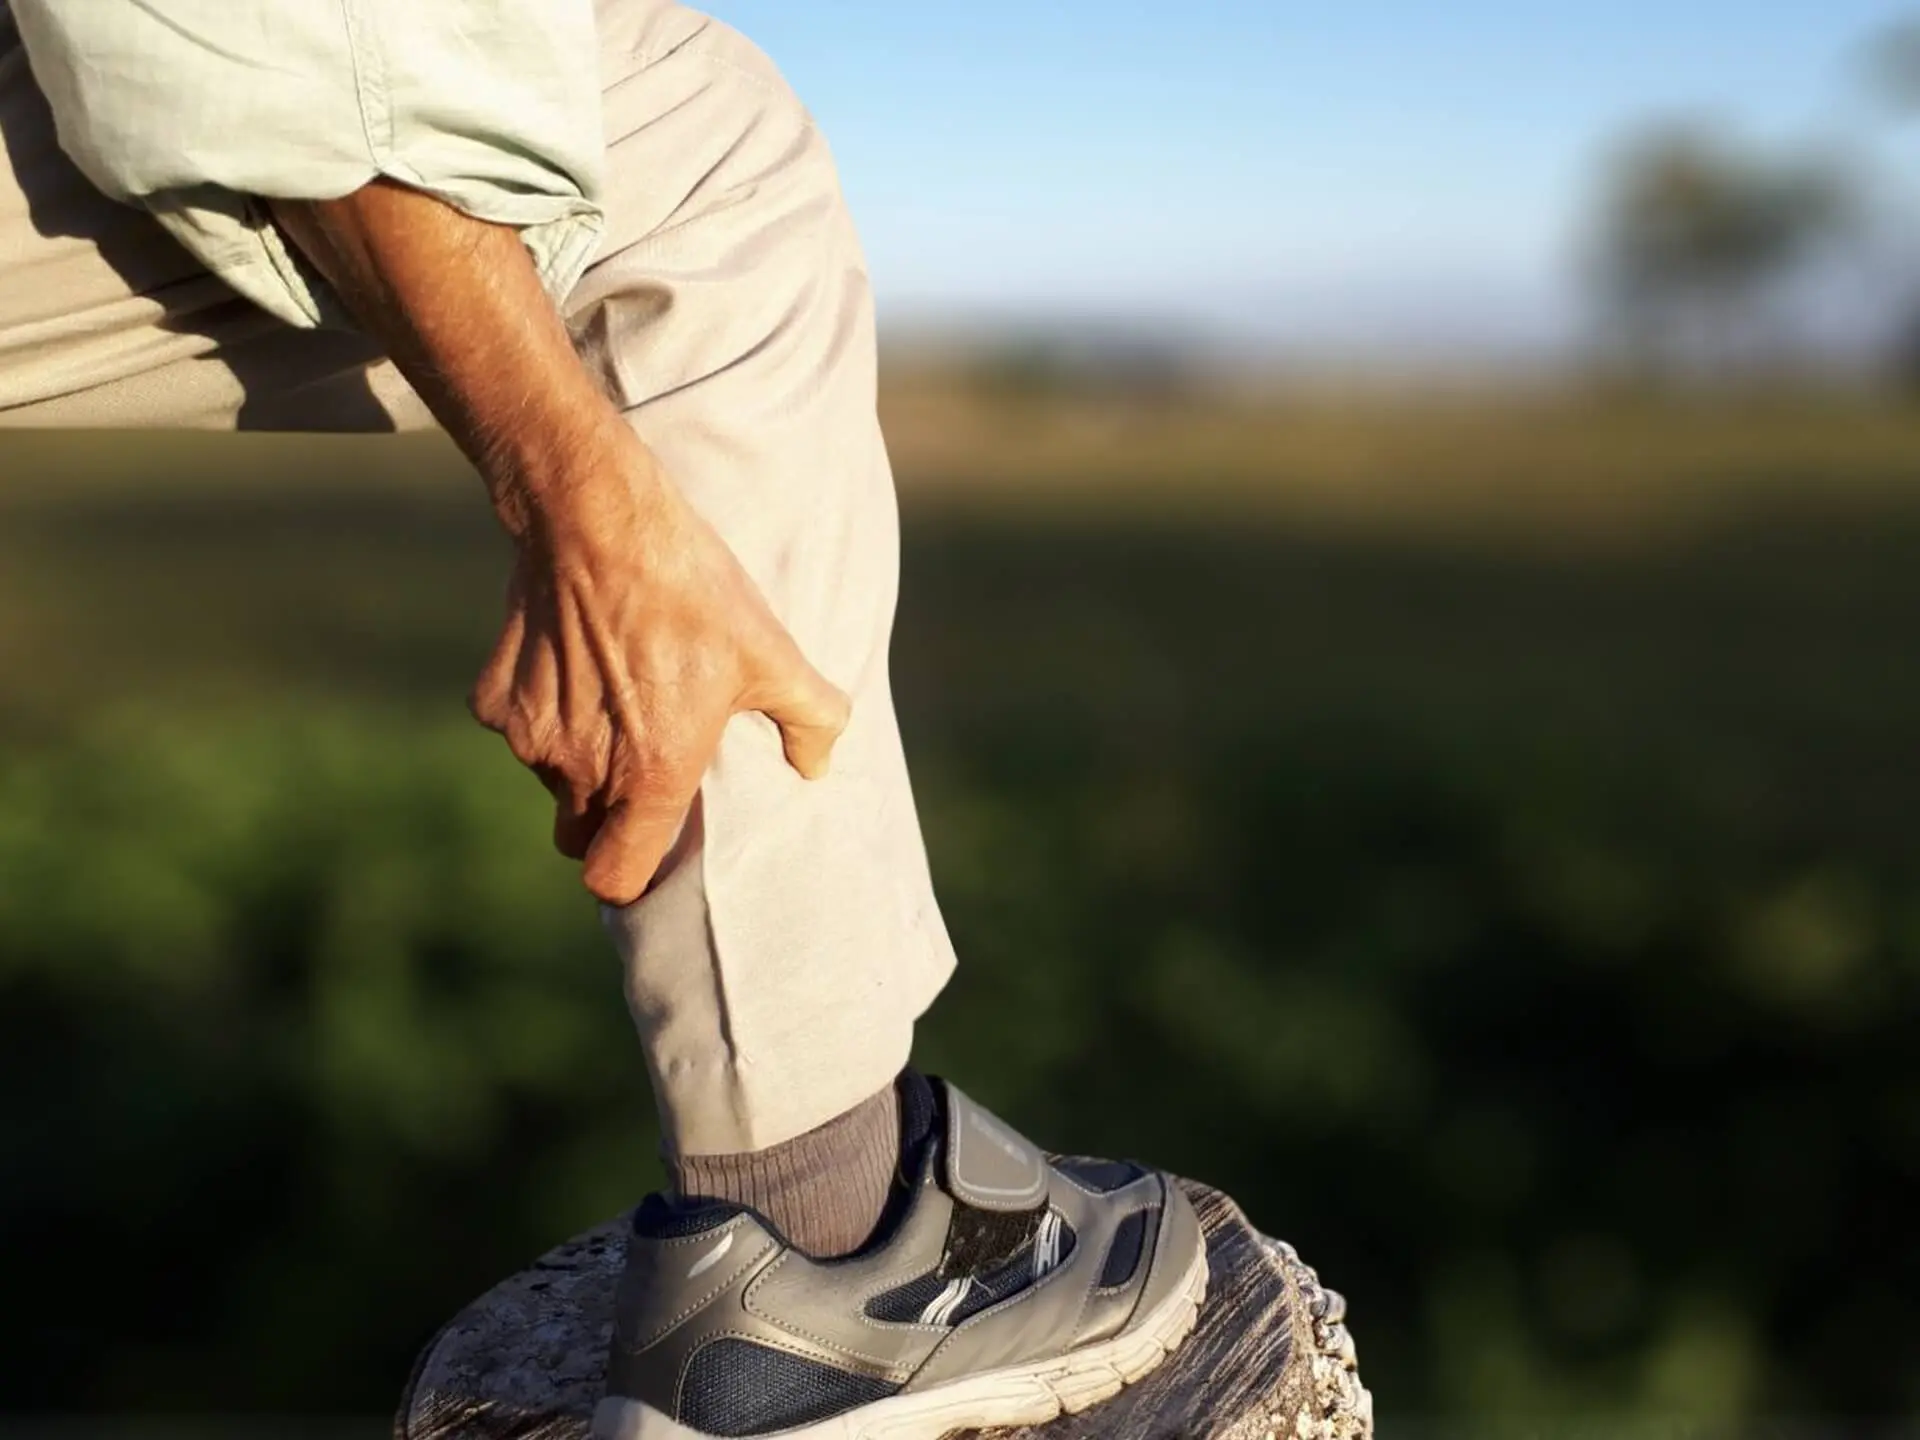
939, 1080, 1049, 1213
898, 1068, 940, 1160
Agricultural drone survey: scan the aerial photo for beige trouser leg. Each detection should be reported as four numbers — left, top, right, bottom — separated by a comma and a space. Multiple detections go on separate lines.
0, 0, 957, 1155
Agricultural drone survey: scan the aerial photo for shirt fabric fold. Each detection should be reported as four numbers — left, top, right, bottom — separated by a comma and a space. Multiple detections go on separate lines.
9, 0, 607, 327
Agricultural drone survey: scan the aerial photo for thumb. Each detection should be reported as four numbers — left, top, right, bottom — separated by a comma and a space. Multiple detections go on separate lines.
744, 625, 851, 781
756, 666, 851, 782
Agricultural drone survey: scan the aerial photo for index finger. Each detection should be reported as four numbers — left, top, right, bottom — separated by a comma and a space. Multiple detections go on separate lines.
582, 800, 684, 906
581, 767, 702, 906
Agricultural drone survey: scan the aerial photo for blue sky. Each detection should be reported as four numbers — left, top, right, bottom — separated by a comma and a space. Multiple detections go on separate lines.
713, 0, 1915, 355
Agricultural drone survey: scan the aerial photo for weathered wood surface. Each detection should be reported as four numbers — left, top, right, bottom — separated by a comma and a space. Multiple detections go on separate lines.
396, 1183, 1374, 1440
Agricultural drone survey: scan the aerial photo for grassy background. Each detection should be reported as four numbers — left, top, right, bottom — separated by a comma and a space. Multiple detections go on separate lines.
2, 385, 1918, 1430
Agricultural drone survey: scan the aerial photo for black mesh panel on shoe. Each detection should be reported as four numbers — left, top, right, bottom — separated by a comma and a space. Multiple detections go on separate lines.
941, 1200, 1042, 1276
679, 1338, 900, 1436
1054, 1156, 1146, 1194
871, 1217, 1082, 1326
1099, 1207, 1159, 1289
865, 1270, 953, 1323
949, 1221, 1078, 1324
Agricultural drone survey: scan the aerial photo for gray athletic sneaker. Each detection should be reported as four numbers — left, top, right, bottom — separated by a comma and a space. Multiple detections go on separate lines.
593, 1074, 1208, 1440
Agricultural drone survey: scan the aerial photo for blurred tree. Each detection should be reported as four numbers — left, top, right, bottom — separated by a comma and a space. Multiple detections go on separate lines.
1594, 125, 1852, 381
1866, 19, 1920, 109
1864, 19, 1920, 388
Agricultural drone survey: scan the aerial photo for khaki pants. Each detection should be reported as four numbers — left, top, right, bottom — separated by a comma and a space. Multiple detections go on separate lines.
0, 0, 957, 1156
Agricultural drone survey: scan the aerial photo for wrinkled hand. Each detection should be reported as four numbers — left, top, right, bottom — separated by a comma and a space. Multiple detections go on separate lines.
469, 440, 850, 906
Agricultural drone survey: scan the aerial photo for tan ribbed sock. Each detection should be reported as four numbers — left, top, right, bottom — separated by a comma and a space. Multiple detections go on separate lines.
669, 1081, 901, 1258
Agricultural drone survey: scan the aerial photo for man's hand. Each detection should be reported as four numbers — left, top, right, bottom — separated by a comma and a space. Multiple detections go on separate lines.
469, 427, 848, 903
272, 181, 848, 904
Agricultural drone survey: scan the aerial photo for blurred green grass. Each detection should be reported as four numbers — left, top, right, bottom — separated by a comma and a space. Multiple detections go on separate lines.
2, 394, 1918, 1428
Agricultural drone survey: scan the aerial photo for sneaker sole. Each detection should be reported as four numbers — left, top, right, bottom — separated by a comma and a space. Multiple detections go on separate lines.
591, 1237, 1210, 1440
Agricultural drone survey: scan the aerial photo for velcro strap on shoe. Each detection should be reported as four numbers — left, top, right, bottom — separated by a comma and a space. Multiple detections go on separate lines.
941, 1081, 1048, 1212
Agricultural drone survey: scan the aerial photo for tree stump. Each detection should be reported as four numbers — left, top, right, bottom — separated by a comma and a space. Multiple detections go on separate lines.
395, 1182, 1374, 1440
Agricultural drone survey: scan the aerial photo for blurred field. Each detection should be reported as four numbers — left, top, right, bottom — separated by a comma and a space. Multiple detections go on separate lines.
3, 382, 1919, 1432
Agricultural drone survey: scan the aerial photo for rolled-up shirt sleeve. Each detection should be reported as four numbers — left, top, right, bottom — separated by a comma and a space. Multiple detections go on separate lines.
11, 0, 606, 328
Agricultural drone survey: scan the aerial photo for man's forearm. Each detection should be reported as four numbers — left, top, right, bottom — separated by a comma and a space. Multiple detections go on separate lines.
271, 181, 646, 544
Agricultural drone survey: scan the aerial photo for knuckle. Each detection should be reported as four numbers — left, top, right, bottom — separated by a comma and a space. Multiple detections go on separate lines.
611, 770, 678, 818
505, 717, 571, 773
467, 688, 506, 730
549, 731, 602, 779
502, 725, 545, 766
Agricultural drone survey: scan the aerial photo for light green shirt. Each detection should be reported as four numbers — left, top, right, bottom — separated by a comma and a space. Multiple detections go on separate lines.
11, 0, 607, 329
